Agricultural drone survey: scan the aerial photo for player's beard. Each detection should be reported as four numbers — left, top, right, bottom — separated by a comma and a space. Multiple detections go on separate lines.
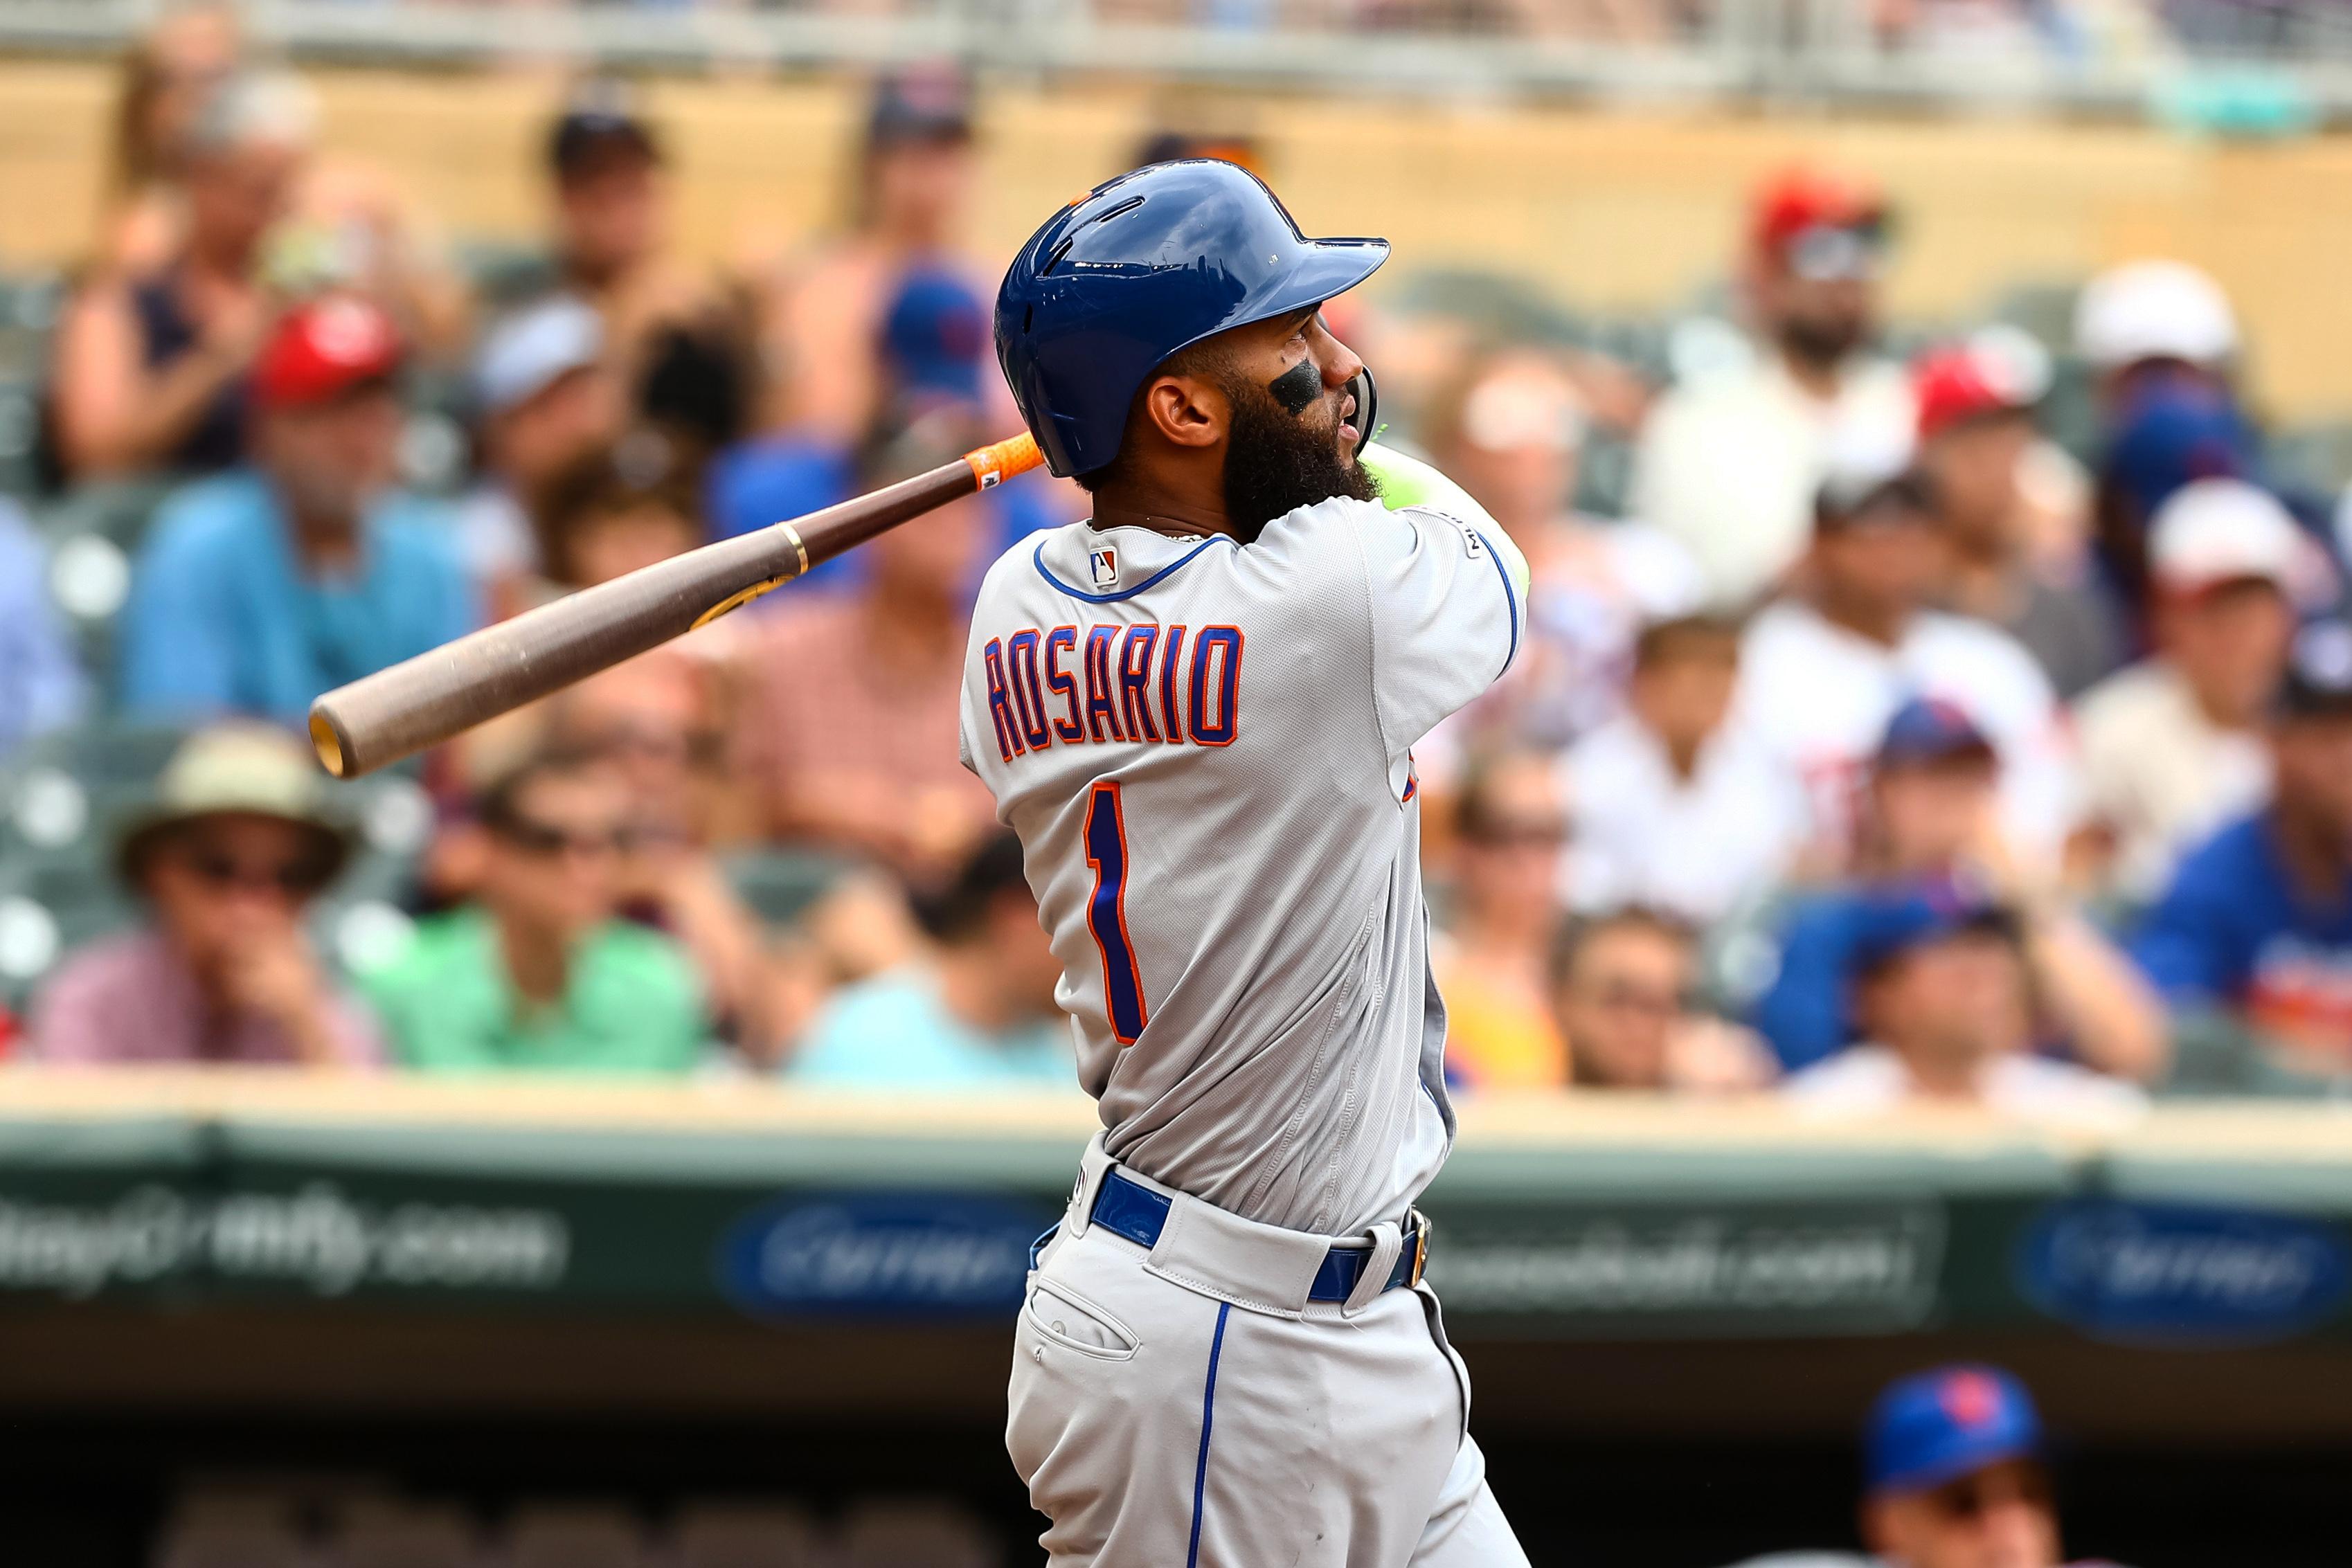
1219, 372, 1380, 543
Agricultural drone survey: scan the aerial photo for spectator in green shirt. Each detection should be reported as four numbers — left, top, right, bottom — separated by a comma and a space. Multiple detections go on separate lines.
362, 751, 706, 1074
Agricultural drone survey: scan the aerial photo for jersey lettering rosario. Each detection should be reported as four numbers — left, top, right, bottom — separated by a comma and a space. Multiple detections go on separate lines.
958, 446, 1529, 1237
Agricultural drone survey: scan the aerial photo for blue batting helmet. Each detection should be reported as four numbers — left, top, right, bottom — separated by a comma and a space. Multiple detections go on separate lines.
994, 159, 1389, 478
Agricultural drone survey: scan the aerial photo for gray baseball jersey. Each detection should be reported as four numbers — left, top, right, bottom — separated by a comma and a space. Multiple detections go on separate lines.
959, 446, 1529, 1238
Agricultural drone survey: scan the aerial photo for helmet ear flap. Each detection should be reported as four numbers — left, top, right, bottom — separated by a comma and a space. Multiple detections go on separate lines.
1345, 366, 1380, 453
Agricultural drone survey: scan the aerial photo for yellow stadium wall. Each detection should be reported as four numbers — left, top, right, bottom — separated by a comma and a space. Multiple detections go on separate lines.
6, 57, 2352, 421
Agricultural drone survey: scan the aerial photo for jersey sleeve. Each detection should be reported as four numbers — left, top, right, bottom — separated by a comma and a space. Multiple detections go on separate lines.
1351, 442, 1529, 755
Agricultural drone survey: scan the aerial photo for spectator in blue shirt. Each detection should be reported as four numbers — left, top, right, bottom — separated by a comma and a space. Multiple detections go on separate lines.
0, 501, 86, 759
1751, 699, 2163, 1083
120, 295, 476, 728
788, 832, 1072, 1090
2134, 622, 2352, 1076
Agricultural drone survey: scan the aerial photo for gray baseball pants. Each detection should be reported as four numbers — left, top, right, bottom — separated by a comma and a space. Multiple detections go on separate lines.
1006, 1137, 1529, 1567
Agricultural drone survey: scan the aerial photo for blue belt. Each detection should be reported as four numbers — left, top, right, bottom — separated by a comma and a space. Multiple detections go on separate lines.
1084, 1169, 1428, 1303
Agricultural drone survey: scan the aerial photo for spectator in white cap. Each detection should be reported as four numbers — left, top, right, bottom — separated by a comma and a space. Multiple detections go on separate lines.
2072, 259, 2240, 405
2075, 479, 2318, 903
454, 295, 621, 608
1733, 427, 2081, 866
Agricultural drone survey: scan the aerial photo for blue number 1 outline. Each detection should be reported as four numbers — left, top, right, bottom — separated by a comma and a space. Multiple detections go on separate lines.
1084, 780, 1148, 1045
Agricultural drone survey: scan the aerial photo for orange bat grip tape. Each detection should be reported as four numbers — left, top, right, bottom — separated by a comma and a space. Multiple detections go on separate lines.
964, 433, 1045, 491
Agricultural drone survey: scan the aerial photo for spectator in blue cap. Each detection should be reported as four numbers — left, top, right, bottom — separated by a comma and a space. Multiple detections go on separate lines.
1779, 881, 2146, 1124
2133, 620, 2352, 1081
2092, 379, 2259, 634
763, 63, 985, 447
1747, 697, 2163, 1085
1860, 1364, 2063, 1568
709, 264, 1057, 581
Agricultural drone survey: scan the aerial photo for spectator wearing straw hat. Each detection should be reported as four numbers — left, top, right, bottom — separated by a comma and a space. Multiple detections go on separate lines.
118, 295, 477, 729
29, 725, 379, 1067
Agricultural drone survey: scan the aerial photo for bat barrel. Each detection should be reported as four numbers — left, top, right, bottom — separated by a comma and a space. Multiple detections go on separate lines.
308, 433, 1041, 778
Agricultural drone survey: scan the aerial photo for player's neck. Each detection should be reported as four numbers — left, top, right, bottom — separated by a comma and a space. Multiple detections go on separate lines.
1090, 476, 1232, 541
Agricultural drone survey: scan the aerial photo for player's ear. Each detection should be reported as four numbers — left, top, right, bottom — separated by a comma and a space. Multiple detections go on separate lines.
1138, 372, 1226, 453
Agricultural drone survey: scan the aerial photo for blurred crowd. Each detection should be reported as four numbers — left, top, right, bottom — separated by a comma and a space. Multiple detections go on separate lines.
6, 1, 2352, 1119
89, 0, 2218, 67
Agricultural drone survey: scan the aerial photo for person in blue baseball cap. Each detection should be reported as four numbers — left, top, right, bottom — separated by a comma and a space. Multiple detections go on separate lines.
1748, 693, 2164, 1090
1862, 1364, 2066, 1568
1779, 873, 2146, 1124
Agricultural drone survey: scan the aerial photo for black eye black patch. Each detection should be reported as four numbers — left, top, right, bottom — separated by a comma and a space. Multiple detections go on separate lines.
1266, 357, 1322, 417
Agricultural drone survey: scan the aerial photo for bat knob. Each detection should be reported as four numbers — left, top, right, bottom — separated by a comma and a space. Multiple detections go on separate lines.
309, 708, 352, 780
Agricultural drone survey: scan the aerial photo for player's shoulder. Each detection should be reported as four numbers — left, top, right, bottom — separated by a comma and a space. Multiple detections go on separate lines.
1009, 518, 1250, 613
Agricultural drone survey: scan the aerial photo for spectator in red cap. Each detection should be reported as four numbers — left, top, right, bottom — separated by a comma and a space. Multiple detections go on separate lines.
120, 294, 477, 728
1914, 334, 2119, 699
1630, 165, 1914, 609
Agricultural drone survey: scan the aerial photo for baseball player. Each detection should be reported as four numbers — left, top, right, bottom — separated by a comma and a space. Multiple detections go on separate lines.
960, 159, 1532, 1565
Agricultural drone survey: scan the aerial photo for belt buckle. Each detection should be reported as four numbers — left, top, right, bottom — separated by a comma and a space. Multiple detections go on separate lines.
1406, 1207, 1431, 1288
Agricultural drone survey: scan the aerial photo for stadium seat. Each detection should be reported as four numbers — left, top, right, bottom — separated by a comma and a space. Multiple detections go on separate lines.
0, 375, 39, 498
503, 1502, 649, 1568
836, 1499, 999, 1568
1986, 280, 2083, 358
719, 847, 854, 928
332, 1499, 485, 1568
153, 1493, 309, 1568
2268, 418, 2352, 499
38, 476, 178, 550
667, 1500, 825, 1568
0, 723, 181, 1002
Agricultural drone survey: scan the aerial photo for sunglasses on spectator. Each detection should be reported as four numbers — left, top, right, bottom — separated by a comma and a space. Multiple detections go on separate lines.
1786, 222, 1887, 283
1926, 1465, 2052, 1524
183, 847, 321, 896
498, 816, 634, 858
1581, 979, 1689, 1019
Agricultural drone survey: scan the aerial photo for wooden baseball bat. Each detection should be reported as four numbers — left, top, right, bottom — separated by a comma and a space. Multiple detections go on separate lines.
307, 432, 1043, 779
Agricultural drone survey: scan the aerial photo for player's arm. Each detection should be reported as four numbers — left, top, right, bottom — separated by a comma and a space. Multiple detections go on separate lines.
1358, 442, 1532, 604
1338, 441, 1530, 756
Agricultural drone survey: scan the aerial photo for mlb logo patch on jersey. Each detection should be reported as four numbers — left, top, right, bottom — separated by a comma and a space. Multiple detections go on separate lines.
1089, 547, 1120, 588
